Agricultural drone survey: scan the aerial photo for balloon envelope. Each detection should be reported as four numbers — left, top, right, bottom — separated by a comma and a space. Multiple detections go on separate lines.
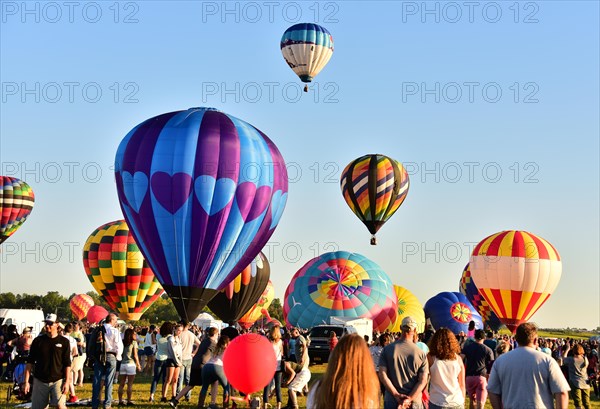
83, 220, 165, 321
70, 294, 94, 320
459, 263, 503, 331
424, 292, 483, 335
115, 107, 288, 321
340, 154, 409, 244
223, 333, 277, 394
87, 305, 109, 324
469, 230, 562, 333
0, 176, 34, 244
388, 286, 425, 333
238, 280, 275, 329
208, 252, 270, 322
280, 23, 334, 84
283, 251, 397, 331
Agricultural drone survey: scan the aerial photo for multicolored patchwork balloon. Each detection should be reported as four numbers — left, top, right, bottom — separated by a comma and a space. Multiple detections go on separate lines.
83, 220, 165, 321
470, 230, 561, 333
115, 107, 288, 320
281, 23, 334, 91
208, 252, 270, 322
459, 263, 503, 331
424, 291, 483, 335
387, 285, 425, 333
0, 176, 35, 245
238, 280, 275, 329
283, 251, 397, 331
340, 154, 409, 245
70, 294, 95, 320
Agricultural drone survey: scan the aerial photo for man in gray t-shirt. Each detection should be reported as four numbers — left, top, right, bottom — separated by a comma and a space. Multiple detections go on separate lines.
487, 322, 570, 409
379, 317, 428, 409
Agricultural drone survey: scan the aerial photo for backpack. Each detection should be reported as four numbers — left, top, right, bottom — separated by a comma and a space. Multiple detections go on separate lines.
86, 325, 107, 364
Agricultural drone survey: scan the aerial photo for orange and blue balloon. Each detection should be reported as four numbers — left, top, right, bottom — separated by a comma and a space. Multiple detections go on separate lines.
115, 107, 288, 320
424, 292, 483, 334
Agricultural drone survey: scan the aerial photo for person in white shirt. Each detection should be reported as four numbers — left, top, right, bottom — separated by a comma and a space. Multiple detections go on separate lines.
177, 320, 200, 402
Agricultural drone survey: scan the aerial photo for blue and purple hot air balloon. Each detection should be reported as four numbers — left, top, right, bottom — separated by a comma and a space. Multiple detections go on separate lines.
424, 291, 483, 335
115, 107, 288, 320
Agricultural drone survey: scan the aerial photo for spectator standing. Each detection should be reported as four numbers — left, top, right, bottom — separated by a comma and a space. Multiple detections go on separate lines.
461, 329, 494, 409
91, 313, 123, 409
177, 320, 200, 402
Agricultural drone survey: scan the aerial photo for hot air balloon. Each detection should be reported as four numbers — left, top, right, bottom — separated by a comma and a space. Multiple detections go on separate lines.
238, 280, 274, 329
87, 305, 109, 324
424, 292, 483, 335
0, 176, 34, 244
340, 155, 409, 245
83, 220, 165, 321
469, 230, 562, 333
70, 294, 95, 320
283, 251, 397, 331
459, 263, 503, 331
280, 23, 334, 92
115, 107, 288, 321
387, 286, 425, 333
208, 252, 270, 322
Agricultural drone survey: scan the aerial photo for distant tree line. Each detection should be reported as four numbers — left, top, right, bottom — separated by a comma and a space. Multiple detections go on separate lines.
0, 291, 285, 327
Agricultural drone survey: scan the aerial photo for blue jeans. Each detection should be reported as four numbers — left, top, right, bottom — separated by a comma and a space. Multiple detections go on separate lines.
263, 370, 282, 403
92, 354, 117, 408
200, 364, 229, 394
150, 359, 167, 395
177, 358, 193, 399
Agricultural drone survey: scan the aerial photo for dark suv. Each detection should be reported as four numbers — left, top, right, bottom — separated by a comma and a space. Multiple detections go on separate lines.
307, 325, 349, 363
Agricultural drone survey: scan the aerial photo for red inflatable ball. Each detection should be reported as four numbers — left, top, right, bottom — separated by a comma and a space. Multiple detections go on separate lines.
223, 333, 277, 394
87, 305, 109, 324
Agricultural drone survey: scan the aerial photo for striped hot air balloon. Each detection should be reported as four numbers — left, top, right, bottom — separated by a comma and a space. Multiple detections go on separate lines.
208, 252, 270, 322
0, 176, 35, 244
83, 220, 165, 321
387, 286, 426, 333
70, 294, 94, 320
280, 23, 334, 91
459, 263, 503, 331
469, 230, 562, 333
340, 154, 409, 244
283, 251, 397, 331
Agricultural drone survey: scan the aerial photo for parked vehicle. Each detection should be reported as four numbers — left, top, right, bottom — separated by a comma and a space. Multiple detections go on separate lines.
307, 325, 357, 363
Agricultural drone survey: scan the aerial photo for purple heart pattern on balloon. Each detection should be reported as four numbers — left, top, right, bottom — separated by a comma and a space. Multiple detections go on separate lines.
115, 108, 288, 320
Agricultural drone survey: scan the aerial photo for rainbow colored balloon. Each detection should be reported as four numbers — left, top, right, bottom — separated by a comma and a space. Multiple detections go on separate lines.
115, 107, 288, 320
83, 220, 165, 321
238, 280, 274, 329
459, 263, 502, 331
469, 230, 561, 333
208, 252, 270, 322
0, 176, 35, 244
340, 155, 409, 245
283, 251, 397, 331
424, 292, 483, 334
70, 294, 94, 320
387, 286, 425, 333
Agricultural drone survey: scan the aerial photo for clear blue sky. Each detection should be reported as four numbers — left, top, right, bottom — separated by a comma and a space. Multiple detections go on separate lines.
1, 1, 598, 329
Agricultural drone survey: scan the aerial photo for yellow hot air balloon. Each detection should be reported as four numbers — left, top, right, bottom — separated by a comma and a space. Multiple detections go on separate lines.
469, 230, 562, 333
238, 280, 274, 329
387, 285, 425, 333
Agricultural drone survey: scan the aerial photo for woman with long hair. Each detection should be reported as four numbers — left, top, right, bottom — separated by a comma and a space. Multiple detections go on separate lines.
307, 333, 380, 409
163, 323, 183, 401
427, 328, 466, 409
149, 322, 173, 402
199, 335, 231, 408
118, 328, 142, 405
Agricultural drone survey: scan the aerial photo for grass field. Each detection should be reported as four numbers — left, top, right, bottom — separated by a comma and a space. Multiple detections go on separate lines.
3, 363, 600, 409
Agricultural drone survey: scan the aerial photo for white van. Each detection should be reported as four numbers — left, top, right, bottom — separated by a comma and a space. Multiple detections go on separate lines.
0, 309, 45, 337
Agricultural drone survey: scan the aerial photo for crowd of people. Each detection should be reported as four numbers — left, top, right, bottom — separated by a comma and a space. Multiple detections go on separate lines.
0, 313, 599, 409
